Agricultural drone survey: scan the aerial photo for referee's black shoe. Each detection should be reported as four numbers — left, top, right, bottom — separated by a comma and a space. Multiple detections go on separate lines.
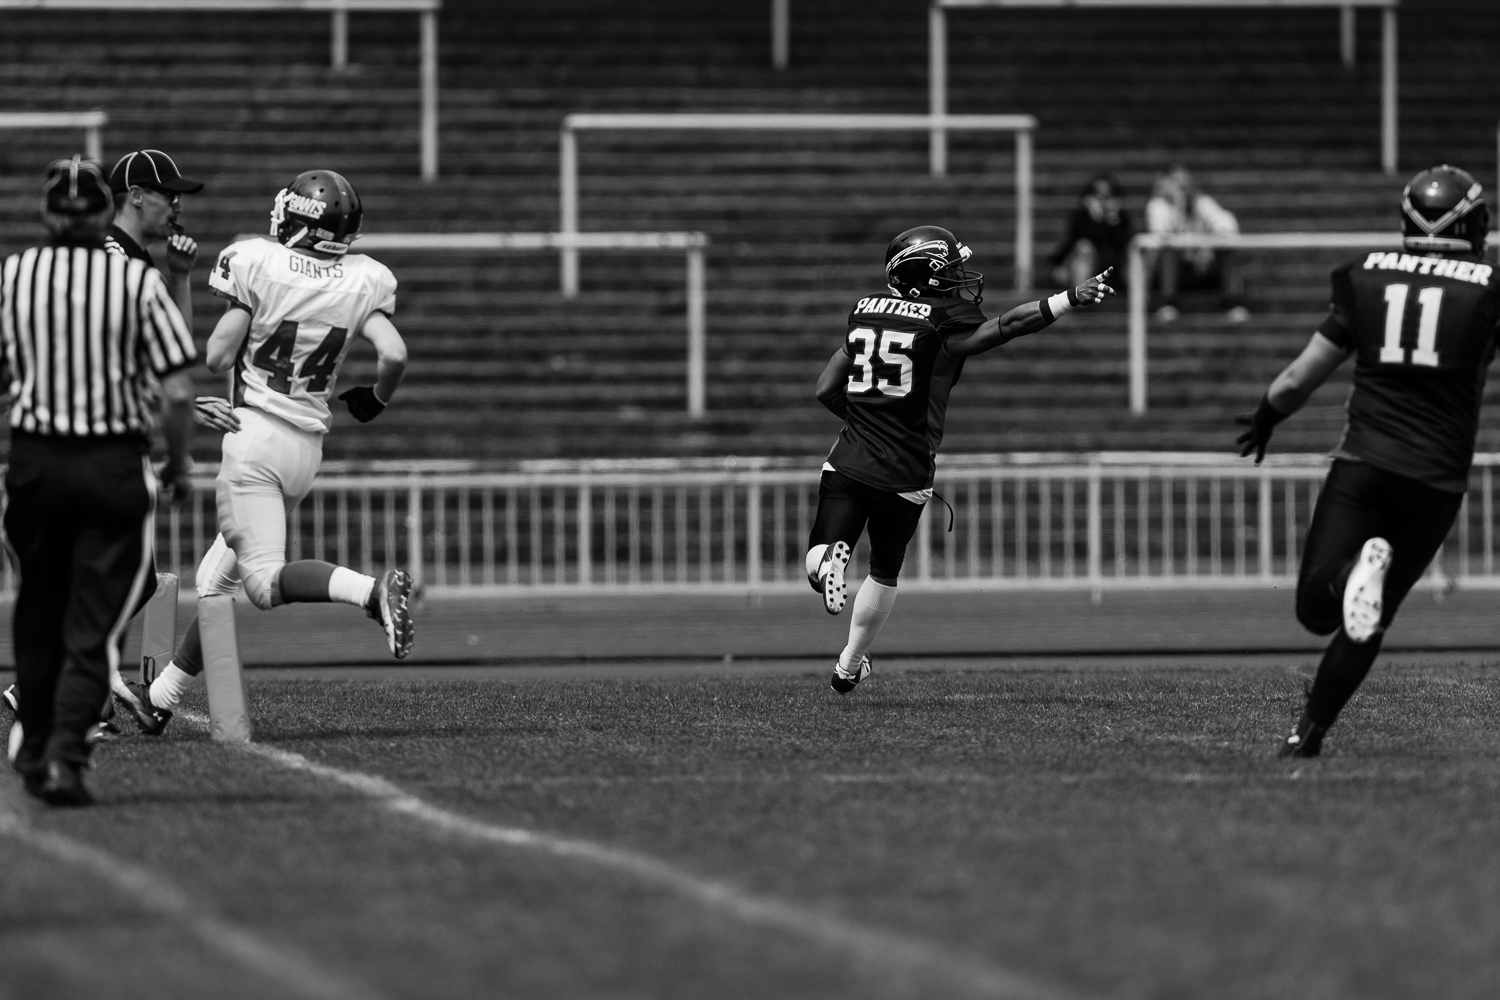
114, 680, 172, 736
30, 760, 92, 807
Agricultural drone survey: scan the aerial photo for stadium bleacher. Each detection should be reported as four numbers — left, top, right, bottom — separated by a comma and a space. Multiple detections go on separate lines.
1, 0, 1498, 462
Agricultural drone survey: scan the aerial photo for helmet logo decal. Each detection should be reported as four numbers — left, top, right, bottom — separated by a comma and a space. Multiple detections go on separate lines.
283, 192, 327, 219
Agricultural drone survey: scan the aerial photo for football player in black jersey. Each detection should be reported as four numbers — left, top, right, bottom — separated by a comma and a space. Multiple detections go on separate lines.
1236, 165, 1497, 756
809, 226, 1114, 693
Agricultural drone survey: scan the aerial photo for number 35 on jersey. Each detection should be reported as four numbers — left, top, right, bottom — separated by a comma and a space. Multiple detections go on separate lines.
209, 237, 397, 433
846, 326, 915, 397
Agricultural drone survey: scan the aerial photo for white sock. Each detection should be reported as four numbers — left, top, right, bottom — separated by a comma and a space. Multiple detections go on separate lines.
149, 663, 195, 711
805, 544, 829, 583
839, 578, 898, 672
329, 567, 376, 608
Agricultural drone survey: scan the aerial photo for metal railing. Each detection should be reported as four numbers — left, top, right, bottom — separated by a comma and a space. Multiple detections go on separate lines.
0, 0, 441, 181
559, 112, 1039, 292
931, 0, 1400, 175
0, 110, 106, 161
21, 453, 1493, 599
234, 231, 711, 416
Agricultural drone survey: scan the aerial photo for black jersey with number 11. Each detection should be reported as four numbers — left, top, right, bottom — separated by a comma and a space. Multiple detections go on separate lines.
1318, 251, 1500, 493
824, 292, 986, 493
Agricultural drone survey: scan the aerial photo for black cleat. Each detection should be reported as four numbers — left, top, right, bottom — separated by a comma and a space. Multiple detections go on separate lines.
829, 655, 872, 694
113, 679, 173, 736
2, 684, 16, 716
1278, 712, 1328, 758
30, 760, 93, 807
366, 568, 415, 659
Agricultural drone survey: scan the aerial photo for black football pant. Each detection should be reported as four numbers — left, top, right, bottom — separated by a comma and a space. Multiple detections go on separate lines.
1296, 459, 1464, 728
810, 470, 925, 582
5, 433, 156, 770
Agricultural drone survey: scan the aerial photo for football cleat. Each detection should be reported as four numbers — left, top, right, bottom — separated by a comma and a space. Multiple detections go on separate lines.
1278, 712, 1328, 758
366, 568, 415, 659
1343, 537, 1392, 644
30, 760, 92, 808
817, 541, 852, 616
830, 655, 871, 694
2, 684, 16, 716
113, 679, 173, 737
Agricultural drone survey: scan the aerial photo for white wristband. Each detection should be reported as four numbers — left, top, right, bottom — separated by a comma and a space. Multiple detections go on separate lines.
1045, 291, 1074, 321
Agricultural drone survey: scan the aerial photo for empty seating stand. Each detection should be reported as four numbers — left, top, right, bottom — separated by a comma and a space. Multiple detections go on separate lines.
0, 0, 1497, 461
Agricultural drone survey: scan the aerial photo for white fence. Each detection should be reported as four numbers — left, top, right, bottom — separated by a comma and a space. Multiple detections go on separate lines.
0, 110, 105, 161
930, 0, 1400, 175
19, 453, 1496, 599
0, 0, 441, 180
559, 112, 1039, 292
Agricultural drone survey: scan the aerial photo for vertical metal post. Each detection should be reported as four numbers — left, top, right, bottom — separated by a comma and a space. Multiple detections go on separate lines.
1258, 472, 1272, 579
1087, 461, 1102, 601
928, 2, 947, 177
420, 11, 439, 181
1015, 127, 1033, 290
1128, 239, 1148, 414
560, 125, 579, 297
407, 477, 423, 589
687, 246, 706, 416
1339, 5, 1354, 68
84, 124, 101, 163
331, 9, 349, 70
1381, 7, 1397, 175
771, 0, 789, 70
746, 473, 762, 587
578, 481, 592, 587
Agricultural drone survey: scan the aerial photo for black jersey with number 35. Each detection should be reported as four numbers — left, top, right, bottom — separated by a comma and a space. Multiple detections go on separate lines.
1318, 251, 1500, 492
824, 292, 986, 492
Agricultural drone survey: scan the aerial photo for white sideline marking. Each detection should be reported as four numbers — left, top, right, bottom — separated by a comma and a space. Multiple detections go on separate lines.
0, 796, 379, 1000
180, 712, 1083, 1000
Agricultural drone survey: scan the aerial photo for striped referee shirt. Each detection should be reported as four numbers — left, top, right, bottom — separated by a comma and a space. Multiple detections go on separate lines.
0, 240, 197, 437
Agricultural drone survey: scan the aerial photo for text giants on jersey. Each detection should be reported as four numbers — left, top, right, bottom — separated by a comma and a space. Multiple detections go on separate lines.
1363, 253, 1494, 285
855, 297, 934, 320
287, 256, 345, 280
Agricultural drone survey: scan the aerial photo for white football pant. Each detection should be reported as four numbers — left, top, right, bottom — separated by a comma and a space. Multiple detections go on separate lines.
197, 407, 324, 609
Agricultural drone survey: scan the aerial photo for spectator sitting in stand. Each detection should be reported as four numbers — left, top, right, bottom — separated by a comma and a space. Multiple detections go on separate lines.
1048, 173, 1132, 291
1146, 164, 1250, 323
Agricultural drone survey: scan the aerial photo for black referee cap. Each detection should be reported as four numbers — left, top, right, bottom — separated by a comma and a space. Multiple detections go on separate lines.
42, 156, 112, 215
109, 149, 204, 195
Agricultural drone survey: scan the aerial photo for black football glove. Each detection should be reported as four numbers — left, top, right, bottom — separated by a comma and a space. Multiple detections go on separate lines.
339, 385, 387, 423
1234, 395, 1288, 464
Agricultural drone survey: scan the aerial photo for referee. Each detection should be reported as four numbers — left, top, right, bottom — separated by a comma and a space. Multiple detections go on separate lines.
0, 157, 198, 806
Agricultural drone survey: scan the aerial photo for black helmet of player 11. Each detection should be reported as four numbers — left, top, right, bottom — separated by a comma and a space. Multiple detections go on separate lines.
270, 169, 363, 256
885, 225, 984, 303
1401, 165, 1489, 256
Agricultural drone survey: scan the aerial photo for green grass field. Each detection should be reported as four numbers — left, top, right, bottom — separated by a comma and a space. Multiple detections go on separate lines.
4, 655, 1500, 1000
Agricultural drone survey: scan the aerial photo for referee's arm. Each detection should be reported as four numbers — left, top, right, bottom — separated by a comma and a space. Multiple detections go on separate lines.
138, 269, 199, 499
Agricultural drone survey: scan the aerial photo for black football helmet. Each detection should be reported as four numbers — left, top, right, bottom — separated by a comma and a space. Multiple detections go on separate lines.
270, 169, 363, 255
885, 225, 984, 303
1401, 165, 1488, 255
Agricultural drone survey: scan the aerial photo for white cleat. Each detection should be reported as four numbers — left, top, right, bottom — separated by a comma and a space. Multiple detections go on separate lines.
818, 540, 852, 616
366, 568, 416, 659
1343, 537, 1392, 644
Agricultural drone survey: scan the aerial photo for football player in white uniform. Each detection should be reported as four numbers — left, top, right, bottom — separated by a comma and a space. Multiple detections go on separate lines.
115, 170, 414, 733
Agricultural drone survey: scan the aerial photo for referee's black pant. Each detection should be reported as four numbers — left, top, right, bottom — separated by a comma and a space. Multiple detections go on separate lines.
5, 432, 156, 770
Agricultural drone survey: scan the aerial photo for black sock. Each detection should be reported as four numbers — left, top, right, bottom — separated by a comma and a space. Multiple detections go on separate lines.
1305, 629, 1385, 728
173, 617, 204, 678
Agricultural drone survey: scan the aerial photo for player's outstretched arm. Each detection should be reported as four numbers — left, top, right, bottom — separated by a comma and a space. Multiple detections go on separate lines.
205, 302, 252, 375
1235, 331, 1347, 463
946, 268, 1115, 358
815, 349, 852, 418
339, 312, 408, 423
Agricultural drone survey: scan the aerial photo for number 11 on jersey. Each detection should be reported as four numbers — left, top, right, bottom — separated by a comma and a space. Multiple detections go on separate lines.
1381, 283, 1442, 367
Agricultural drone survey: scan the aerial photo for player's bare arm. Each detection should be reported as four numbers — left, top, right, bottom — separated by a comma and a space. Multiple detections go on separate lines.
1235, 332, 1348, 463
158, 368, 196, 503
205, 302, 252, 375
945, 267, 1115, 358
815, 350, 852, 418
338, 312, 408, 423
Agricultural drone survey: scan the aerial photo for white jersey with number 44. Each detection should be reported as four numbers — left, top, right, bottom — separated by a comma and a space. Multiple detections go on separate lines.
209, 237, 397, 433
